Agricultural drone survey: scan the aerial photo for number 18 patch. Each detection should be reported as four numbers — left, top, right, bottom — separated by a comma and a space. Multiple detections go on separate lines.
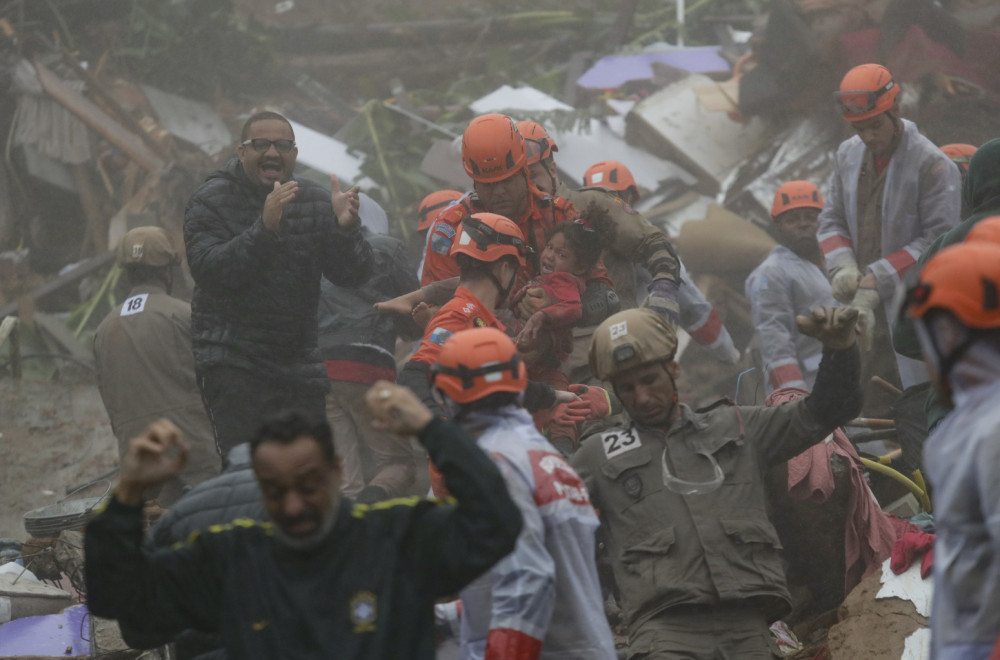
601, 425, 641, 459
121, 294, 148, 317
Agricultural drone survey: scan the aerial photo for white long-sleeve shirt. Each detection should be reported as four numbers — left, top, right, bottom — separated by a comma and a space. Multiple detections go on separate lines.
745, 245, 838, 394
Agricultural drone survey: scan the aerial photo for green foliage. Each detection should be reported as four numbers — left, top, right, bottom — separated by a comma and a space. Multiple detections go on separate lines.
117, 0, 276, 100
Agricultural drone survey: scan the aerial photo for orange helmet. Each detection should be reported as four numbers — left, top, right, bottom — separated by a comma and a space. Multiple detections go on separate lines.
449, 212, 527, 266
940, 143, 977, 176
462, 114, 526, 183
583, 160, 639, 199
516, 120, 558, 165
430, 327, 527, 404
771, 180, 824, 218
907, 242, 1000, 329
417, 190, 463, 232
965, 215, 1000, 246
835, 64, 899, 122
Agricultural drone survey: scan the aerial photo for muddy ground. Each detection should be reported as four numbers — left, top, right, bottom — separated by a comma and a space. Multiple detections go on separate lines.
0, 377, 118, 542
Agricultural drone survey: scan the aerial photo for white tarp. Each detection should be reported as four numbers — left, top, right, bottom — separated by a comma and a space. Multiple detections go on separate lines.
901, 628, 931, 660
469, 85, 573, 114
876, 557, 933, 617
287, 119, 364, 183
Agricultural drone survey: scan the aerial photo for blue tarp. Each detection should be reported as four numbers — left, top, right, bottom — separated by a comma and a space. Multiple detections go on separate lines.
577, 48, 730, 89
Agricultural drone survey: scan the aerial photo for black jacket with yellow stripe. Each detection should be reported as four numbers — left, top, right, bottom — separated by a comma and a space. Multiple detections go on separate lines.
85, 418, 523, 659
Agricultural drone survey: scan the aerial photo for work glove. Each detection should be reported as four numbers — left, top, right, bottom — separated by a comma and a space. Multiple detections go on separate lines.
644, 278, 681, 326
796, 305, 859, 351
831, 263, 862, 304
551, 398, 591, 427
850, 287, 880, 351
890, 530, 935, 579
567, 384, 614, 419
517, 286, 551, 319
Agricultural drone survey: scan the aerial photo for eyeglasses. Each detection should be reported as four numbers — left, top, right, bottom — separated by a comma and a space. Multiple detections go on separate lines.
241, 138, 296, 154
834, 80, 894, 116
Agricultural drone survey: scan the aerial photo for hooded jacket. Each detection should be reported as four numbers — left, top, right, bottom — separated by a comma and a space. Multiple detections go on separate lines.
184, 158, 373, 387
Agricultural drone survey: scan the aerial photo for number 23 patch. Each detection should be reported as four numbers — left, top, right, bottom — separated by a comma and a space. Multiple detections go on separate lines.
602, 425, 641, 459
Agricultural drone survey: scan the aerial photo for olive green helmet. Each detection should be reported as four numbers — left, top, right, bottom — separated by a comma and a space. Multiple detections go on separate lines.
117, 226, 179, 268
589, 308, 678, 381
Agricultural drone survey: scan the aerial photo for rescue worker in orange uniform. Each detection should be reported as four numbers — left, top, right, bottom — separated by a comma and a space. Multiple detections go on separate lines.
415, 189, 463, 281
420, 114, 580, 291
401, 213, 576, 418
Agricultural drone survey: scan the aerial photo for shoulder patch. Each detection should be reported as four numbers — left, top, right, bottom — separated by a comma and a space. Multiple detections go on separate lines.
430, 233, 453, 255
428, 327, 453, 346
601, 424, 642, 459
121, 294, 148, 316
473, 316, 487, 327
529, 450, 591, 506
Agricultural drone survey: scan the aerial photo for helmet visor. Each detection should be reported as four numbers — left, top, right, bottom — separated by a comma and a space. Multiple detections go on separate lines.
835, 81, 894, 116
462, 216, 529, 258
524, 137, 553, 165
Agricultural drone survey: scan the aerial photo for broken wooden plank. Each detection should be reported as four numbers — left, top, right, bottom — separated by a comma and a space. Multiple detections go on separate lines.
60, 47, 173, 163
33, 60, 165, 174
0, 251, 114, 319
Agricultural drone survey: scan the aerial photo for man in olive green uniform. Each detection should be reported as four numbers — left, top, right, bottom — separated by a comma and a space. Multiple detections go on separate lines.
94, 227, 220, 506
571, 306, 861, 658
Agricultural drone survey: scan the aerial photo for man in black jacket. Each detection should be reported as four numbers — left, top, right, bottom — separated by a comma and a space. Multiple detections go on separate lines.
85, 386, 523, 660
184, 110, 373, 455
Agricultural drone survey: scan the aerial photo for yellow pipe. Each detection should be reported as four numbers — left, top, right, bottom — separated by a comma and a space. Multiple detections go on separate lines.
860, 457, 932, 513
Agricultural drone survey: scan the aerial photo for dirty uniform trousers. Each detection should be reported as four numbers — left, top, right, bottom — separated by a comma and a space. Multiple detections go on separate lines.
326, 380, 416, 498
197, 366, 327, 457
855, 153, 903, 416
628, 604, 778, 660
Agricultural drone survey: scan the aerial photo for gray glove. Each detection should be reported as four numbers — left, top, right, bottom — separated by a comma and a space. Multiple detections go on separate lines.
644, 278, 681, 325
831, 263, 862, 304
850, 287, 880, 351
796, 306, 860, 351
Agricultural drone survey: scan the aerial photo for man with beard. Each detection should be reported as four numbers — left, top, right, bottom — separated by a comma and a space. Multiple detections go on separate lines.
84, 389, 523, 660
817, 64, 960, 414
571, 306, 861, 658
184, 110, 373, 456
746, 181, 839, 394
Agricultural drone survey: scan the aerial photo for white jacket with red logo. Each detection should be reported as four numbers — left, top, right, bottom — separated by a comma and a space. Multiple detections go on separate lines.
455, 406, 616, 660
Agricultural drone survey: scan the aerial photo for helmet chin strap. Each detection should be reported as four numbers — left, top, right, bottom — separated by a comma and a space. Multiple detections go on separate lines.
489, 264, 518, 308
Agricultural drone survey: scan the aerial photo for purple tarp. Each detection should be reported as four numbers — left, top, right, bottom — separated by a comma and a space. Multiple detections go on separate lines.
0, 603, 89, 656
576, 48, 730, 89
